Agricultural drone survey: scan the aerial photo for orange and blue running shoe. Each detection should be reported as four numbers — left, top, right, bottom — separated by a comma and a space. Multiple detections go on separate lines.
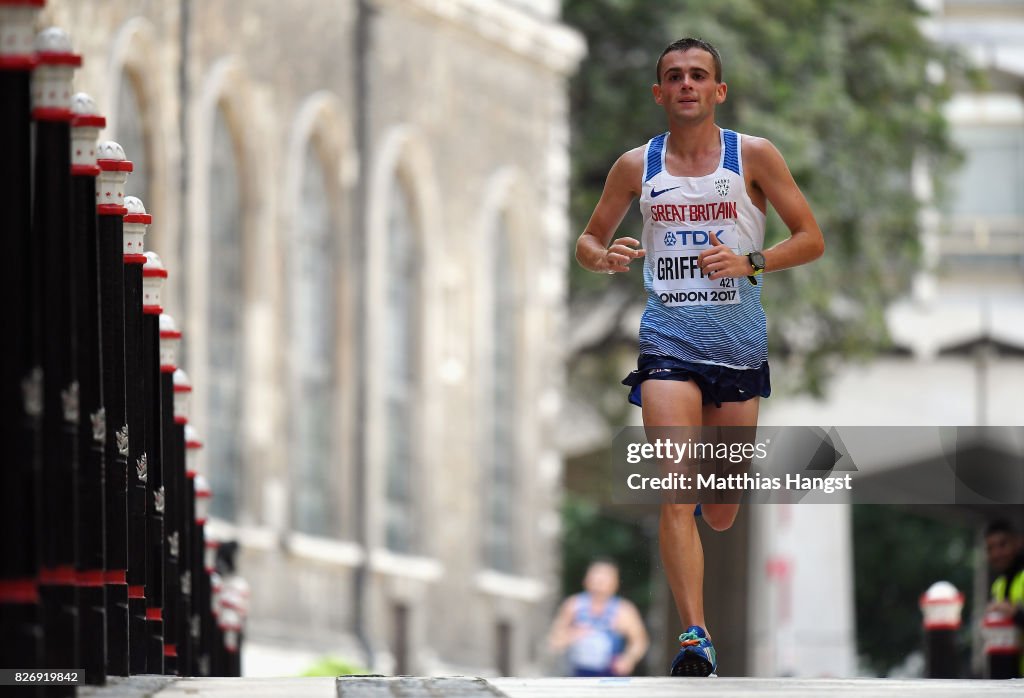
670, 625, 717, 677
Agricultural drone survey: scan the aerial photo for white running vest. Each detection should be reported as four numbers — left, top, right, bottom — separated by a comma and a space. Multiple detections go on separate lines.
638, 128, 768, 369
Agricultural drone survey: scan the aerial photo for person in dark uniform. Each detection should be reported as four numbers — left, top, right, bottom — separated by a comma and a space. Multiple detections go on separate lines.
985, 519, 1024, 677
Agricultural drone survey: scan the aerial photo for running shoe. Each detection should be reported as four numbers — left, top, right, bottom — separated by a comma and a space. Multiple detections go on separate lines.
670, 625, 717, 677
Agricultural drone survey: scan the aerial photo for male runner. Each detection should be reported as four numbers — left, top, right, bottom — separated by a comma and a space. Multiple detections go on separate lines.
575, 38, 824, 676
548, 559, 649, 677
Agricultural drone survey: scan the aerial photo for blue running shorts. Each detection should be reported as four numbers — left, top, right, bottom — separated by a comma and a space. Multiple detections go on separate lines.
622, 354, 771, 408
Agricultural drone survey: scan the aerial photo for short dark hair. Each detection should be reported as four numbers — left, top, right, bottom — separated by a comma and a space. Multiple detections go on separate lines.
656, 37, 722, 83
587, 557, 619, 571
986, 519, 1016, 537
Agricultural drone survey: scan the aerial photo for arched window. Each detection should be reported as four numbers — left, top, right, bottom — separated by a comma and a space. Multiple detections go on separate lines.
207, 106, 244, 521
484, 212, 518, 572
290, 142, 337, 536
384, 179, 420, 554
115, 71, 151, 212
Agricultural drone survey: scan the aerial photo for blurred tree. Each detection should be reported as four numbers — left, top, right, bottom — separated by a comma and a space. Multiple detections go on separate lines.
563, 0, 966, 397
559, 494, 654, 621
852, 505, 975, 676
559, 1, 973, 677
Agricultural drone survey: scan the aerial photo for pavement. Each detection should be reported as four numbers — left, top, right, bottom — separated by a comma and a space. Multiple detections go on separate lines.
76, 674, 1024, 697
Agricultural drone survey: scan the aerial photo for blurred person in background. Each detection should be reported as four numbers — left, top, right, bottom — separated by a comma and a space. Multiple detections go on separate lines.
548, 559, 649, 676
985, 519, 1024, 677
574, 37, 824, 677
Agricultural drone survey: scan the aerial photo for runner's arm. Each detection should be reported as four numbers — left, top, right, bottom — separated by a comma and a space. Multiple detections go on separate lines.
547, 597, 579, 653
744, 136, 825, 273
575, 148, 646, 274
611, 600, 649, 675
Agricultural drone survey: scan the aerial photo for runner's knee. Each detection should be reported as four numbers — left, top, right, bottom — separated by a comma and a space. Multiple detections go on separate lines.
661, 502, 701, 525
701, 503, 738, 531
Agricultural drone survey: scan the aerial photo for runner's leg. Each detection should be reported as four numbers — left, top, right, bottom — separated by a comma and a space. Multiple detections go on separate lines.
641, 379, 705, 632
699, 397, 760, 532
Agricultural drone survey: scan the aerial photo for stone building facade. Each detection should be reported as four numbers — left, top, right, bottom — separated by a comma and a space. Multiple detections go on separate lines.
40, 0, 584, 676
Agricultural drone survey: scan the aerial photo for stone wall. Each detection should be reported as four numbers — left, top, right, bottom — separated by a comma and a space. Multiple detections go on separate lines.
40, 0, 583, 675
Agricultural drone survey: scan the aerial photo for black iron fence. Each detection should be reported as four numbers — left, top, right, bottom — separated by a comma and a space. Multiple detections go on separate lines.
0, 8, 248, 692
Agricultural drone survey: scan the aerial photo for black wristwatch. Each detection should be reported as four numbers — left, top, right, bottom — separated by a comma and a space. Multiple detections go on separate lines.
746, 251, 766, 285
747, 251, 766, 274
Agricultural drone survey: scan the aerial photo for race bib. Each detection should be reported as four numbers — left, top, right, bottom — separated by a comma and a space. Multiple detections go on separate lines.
568, 628, 615, 671
650, 225, 741, 307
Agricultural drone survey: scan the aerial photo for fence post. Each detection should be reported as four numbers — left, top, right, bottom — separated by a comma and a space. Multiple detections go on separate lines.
96, 139, 133, 676
121, 194, 152, 673
920, 581, 963, 679
193, 471, 212, 676
160, 314, 185, 674
982, 609, 1021, 679
33, 27, 82, 695
142, 248, 172, 667
218, 543, 248, 677
70, 91, 108, 687
183, 422, 203, 676
0, 0, 46, 686
209, 560, 222, 676
139, 244, 167, 673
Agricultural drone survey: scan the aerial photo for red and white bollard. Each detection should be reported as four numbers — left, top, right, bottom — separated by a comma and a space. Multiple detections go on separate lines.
174, 369, 194, 451
33, 27, 83, 696
71, 90, 109, 686
95, 139, 134, 676
142, 250, 170, 673
122, 193, 154, 674
182, 424, 204, 677
193, 472, 212, 675
96, 140, 133, 214
160, 315, 182, 376
919, 581, 963, 679
159, 312, 188, 674
983, 610, 1021, 679
0, 0, 47, 680
219, 573, 250, 676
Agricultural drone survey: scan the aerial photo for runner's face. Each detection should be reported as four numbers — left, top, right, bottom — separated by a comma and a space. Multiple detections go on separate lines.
584, 563, 619, 597
986, 532, 1018, 574
653, 48, 726, 123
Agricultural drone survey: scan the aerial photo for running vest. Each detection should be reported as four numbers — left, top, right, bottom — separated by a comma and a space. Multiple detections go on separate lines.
567, 593, 622, 672
639, 128, 768, 369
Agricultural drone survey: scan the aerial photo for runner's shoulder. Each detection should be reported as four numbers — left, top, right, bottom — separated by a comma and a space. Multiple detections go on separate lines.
615, 596, 641, 618
608, 146, 646, 196
614, 145, 646, 172
740, 134, 786, 174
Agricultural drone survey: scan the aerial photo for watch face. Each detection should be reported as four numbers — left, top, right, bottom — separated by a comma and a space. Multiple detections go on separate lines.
750, 252, 766, 270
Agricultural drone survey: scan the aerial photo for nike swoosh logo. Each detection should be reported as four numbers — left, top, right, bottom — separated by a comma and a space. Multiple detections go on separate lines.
650, 186, 681, 198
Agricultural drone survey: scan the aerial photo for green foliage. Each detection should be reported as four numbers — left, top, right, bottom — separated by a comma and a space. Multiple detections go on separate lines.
852, 505, 975, 676
300, 655, 370, 677
563, 0, 965, 394
559, 493, 654, 619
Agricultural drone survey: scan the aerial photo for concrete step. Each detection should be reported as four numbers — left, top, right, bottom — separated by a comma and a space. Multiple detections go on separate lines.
78, 675, 1024, 698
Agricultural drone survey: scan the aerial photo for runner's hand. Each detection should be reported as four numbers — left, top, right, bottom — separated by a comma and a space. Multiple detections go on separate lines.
611, 654, 637, 676
698, 231, 748, 280
604, 237, 645, 274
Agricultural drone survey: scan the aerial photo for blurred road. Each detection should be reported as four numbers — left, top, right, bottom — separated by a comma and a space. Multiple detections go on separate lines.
79, 674, 1024, 697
